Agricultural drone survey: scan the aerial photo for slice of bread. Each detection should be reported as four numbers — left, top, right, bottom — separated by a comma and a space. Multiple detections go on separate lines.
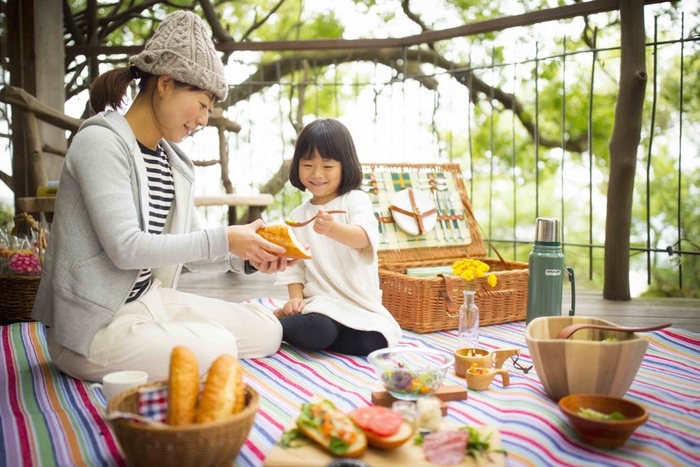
256, 224, 312, 259
297, 421, 367, 458
364, 420, 414, 450
296, 401, 367, 458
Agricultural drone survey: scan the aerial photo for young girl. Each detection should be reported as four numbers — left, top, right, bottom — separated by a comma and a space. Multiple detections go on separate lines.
31, 11, 295, 382
274, 119, 402, 356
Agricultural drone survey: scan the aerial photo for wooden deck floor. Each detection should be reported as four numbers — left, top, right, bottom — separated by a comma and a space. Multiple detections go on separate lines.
177, 271, 700, 333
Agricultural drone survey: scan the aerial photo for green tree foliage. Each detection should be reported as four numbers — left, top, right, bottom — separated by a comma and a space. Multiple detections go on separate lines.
14, 0, 699, 296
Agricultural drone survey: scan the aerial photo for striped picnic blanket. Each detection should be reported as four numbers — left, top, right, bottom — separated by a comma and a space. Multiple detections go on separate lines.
2, 298, 699, 466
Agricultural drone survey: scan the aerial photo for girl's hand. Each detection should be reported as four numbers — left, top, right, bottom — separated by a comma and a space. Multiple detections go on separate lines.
250, 257, 300, 274
310, 210, 370, 249
226, 219, 286, 263
312, 209, 335, 235
274, 298, 305, 318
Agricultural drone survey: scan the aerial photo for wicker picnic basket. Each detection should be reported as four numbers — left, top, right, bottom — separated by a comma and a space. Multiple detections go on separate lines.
107, 380, 259, 467
0, 213, 46, 324
363, 162, 529, 333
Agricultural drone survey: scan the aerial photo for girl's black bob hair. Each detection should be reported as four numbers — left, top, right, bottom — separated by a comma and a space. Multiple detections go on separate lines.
288, 119, 363, 195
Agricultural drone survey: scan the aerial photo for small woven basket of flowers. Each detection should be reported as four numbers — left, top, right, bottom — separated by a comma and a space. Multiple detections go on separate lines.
0, 213, 46, 324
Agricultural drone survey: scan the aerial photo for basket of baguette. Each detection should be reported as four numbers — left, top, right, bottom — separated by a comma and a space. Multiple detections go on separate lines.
106, 347, 258, 467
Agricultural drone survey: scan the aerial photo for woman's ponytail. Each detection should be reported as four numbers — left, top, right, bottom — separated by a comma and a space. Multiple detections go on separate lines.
89, 67, 135, 113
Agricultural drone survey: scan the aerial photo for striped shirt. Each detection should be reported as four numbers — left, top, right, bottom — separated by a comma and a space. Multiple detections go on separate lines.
126, 142, 175, 302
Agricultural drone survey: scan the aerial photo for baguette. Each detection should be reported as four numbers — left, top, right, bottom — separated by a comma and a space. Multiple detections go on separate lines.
195, 354, 244, 423
166, 346, 200, 426
296, 400, 367, 458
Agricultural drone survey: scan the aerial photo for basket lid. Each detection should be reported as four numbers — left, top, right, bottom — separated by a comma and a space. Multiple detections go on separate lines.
361, 162, 486, 265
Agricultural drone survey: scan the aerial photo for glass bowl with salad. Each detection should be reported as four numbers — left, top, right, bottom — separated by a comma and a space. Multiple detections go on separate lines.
367, 347, 454, 400
558, 394, 649, 449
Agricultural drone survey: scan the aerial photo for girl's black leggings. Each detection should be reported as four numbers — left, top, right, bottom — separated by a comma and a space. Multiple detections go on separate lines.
280, 312, 388, 357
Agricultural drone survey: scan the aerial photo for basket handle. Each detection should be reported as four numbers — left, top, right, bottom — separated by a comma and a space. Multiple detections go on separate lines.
458, 194, 508, 268
439, 274, 459, 318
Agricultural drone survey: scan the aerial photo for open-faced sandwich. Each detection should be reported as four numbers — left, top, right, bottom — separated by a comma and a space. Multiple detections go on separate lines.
349, 405, 414, 450
296, 400, 367, 458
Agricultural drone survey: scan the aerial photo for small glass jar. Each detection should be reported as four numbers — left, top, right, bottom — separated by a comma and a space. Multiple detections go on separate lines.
416, 396, 441, 432
391, 400, 418, 430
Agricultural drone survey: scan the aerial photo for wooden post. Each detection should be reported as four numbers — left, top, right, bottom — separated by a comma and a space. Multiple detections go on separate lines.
212, 107, 237, 224
7, 0, 36, 207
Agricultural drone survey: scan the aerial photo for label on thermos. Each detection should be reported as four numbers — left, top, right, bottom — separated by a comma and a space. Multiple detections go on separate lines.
545, 269, 561, 276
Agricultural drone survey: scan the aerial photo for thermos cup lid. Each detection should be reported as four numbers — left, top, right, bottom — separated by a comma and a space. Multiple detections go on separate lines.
534, 217, 560, 243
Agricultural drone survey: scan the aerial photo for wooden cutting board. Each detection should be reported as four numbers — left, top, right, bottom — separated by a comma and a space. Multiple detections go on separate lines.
263, 423, 505, 467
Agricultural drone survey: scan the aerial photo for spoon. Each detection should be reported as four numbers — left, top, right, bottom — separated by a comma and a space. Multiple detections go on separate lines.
556, 322, 673, 340
284, 210, 347, 227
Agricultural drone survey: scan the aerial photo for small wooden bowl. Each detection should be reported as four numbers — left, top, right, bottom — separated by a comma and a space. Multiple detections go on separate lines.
465, 367, 510, 391
559, 394, 648, 449
454, 347, 520, 377
453, 348, 491, 377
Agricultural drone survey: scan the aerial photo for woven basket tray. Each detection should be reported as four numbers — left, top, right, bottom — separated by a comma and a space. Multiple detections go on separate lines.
106, 381, 259, 467
0, 213, 45, 324
362, 162, 529, 333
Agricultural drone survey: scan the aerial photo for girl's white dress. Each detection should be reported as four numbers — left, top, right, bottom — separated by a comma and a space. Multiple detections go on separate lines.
275, 190, 402, 346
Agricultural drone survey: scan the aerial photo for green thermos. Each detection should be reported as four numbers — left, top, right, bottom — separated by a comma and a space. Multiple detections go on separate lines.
526, 218, 576, 324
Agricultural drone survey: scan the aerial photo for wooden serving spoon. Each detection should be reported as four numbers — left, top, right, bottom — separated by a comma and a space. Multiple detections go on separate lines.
284, 210, 347, 227
556, 322, 673, 340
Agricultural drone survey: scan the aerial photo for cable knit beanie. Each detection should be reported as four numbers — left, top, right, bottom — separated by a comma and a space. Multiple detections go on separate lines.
129, 11, 228, 102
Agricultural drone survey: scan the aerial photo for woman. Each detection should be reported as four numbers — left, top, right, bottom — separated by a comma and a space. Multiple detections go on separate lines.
31, 11, 294, 382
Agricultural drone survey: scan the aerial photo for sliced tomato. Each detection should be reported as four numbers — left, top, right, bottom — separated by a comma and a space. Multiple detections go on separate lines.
348, 406, 377, 428
349, 406, 403, 437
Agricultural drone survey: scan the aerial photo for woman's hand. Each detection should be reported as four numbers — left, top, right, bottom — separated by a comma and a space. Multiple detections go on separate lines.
226, 219, 286, 263
274, 298, 305, 319
250, 257, 300, 274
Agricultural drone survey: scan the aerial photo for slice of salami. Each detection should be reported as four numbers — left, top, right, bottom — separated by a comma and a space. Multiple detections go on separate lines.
423, 430, 470, 466
349, 406, 404, 436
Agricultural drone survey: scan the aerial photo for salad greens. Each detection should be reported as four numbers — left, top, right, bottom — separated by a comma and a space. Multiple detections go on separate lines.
278, 428, 307, 448
577, 407, 628, 421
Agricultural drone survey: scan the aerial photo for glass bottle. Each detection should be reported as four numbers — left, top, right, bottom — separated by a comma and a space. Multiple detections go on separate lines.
458, 290, 479, 350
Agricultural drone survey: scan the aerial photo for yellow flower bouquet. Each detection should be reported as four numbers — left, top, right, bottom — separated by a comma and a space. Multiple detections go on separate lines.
451, 258, 498, 289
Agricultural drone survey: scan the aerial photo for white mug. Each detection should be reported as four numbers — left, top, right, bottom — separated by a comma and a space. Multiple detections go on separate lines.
90, 370, 148, 406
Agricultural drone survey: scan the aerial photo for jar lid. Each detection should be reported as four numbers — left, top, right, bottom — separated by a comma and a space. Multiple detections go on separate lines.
534, 217, 560, 243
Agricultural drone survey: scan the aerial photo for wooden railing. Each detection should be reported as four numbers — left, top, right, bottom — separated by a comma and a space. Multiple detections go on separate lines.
0, 85, 273, 225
